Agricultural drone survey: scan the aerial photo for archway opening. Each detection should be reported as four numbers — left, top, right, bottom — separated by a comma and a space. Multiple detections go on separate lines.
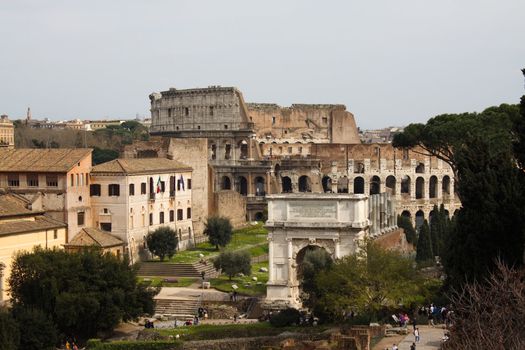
255, 176, 265, 196
401, 175, 411, 195
429, 176, 438, 198
238, 176, 248, 196
298, 175, 311, 192
386, 175, 396, 195
416, 177, 424, 199
370, 176, 380, 195
238, 140, 248, 159
354, 177, 364, 194
442, 175, 450, 196
415, 162, 425, 174
274, 164, 281, 178
401, 210, 411, 219
254, 212, 264, 221
415, 210, 425, 231
322, 176, 332, 193
337, 177, 349, 193
221, 176, 231, 190
295, 245, 333, 296
282, 176, 292, 193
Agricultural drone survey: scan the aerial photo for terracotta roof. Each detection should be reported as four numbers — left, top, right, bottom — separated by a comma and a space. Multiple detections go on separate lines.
0, 215, 66, 236
92, 158, 191, 175
0, 148, 92, 173
0, 194, 34, 217
65, 227, 124, 248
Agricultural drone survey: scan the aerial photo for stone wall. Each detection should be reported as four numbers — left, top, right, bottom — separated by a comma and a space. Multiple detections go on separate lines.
213, 190, 247, 228
374, 227, 411, 254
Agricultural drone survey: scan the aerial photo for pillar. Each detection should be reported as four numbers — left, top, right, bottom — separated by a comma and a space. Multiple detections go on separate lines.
437, 179, 443, 199
334, 239, 341, 259
268, 236, 274, 282
410, 178, 416, 200
422, 178, 428, 199
450, 179, 455, 198
287, 238, 293, 282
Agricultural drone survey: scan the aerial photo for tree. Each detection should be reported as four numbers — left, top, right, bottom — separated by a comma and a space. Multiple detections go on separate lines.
146, 227, 178, 261
311, 242, 426, 322
416, 220, 433, 263
92, 147, 119, 165
299, 248, 333, 309
444, 261, 525, 349
12, 307, 57, 350
0, 309, 19, 350
213, 251, 251, 280
270, 308, 301, 327
204, 216, 233, 250
8, 248, 157, 342
397, 215, 417, 245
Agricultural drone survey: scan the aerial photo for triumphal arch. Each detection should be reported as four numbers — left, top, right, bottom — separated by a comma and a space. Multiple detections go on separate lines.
264, 192, 397, 309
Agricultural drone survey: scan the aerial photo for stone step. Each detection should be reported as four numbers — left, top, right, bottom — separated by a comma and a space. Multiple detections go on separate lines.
155, 298, 200, 318
138, 261, 219, 278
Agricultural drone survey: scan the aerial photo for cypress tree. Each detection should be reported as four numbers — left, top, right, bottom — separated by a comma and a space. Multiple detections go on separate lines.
416, 220, 433, 263
397, 215, 417, 245
429, 205, 441, 256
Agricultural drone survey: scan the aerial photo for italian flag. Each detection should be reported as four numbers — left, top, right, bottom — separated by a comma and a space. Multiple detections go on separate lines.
156, 177, 161, 193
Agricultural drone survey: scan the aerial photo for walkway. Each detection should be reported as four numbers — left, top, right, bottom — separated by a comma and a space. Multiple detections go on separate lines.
397, 325, 445, 350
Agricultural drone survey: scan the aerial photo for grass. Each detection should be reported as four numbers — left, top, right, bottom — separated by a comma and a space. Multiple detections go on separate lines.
150, 322, 330, 341
148, 223, 269, 264
209, 261, 269, 296
137, 277, 197, 288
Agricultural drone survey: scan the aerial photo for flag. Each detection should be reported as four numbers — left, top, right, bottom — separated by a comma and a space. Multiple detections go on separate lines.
156, 177, 161, 193
179, 174, 185, 191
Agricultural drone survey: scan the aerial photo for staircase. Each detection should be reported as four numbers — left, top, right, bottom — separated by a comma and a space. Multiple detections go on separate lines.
155, 298, 200, 318
138, 261, 218, 278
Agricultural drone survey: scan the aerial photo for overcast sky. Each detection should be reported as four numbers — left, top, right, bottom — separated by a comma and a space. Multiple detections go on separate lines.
1, 1, 524, 129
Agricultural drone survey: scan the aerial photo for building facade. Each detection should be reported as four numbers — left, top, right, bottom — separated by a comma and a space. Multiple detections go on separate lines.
0, 115, 14, 148
90, 158, 193, 263
0, 148, 93, 240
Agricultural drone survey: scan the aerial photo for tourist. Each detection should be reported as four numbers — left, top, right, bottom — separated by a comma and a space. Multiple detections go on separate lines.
414, 327, 420, 342
428, 311, 435, 327
412, 313, 417, 331
392, 343, 398, 350
410, 342, 416, 350
233, 290, 238, 302
234, 314, 238, 322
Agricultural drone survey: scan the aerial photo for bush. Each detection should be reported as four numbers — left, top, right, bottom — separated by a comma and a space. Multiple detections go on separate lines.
146, 227, 178, 261
86, 339, 181, 350
0, 309, 20, 350
13, 307, 58, 350
213, 251, 251, 280
270, 308, 301, 327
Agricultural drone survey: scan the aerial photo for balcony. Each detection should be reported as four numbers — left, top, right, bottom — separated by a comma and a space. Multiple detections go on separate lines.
149, 193, 155, 201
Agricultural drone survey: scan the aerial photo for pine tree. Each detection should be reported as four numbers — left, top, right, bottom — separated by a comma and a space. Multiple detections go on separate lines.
416, 220, 433, 263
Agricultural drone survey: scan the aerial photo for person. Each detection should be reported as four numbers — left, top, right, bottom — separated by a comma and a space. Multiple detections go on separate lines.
410, 342, 416, 350
412, 315, 417, 331
65, 341, 71, 350
234, 314, 238, 322
392, 344, 398, 350
415, 327, 420, 342
194, 315, 199, 325
233, 290, 238, 302
72, 343, 79, 350
428, 311, 435, 327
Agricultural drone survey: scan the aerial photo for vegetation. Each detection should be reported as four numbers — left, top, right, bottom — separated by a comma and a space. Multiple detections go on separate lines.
210, 261, 268, 296
12, 307, 58, 350
415, 220, 433, 263
213, 251, 251, 280
8, 248, 158, 343
397, 215, 417, 245
393, 101, 525, 289
299, 248, 333, 309
308, 242, 428, 322
92, 147, 120, 165
0, 309, 20, 350
204, 216, 233, 250
137, 277, 196, 288
270, 308, 301, 327
86, 339, 180, 350
146, 227, 178, 261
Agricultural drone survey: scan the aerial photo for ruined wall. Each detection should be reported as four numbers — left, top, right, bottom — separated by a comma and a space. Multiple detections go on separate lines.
167, 138, 210, 236
331, 109, 360, 144
121, 137, 170, 159
213, 190, 246, 228
374, 227, 411, 254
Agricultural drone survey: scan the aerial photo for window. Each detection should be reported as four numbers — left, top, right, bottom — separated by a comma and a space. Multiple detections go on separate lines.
45, 175, 58, 187
108, 184, 120, 196
27, 174, 39, 187
224, 124, 228, 129
161, 181, 166, 192
177, 180, 181, 191
53, 229, 58, 239
170, 210, 174, 222
288, 147, 292, 154
177, 209, 183, 220
100, 223, 112, 232
187, 208, 192, 219
70, 174, 74, 186
141, 182, 147, 194
89, 184, 100, 197
209, 106, 214, 116
149, 213, 153, 226
160, 212, 165, 224
77, 211, 85, 226
103, 208, 109, 214
7, 174, 19, 187
129, 183, 135, 196
272, 116, 276, 125
299, 147, 303, 154
322, 117, 328, 124
185, 107, 189, 116
187, 179, 192, 190
76, 174, 79, 186
85, 173, 89, 186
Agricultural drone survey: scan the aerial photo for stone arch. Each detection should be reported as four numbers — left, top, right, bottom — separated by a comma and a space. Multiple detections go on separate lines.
322, 176, 332, 193
442, 175, 451, 196
386, 175, 396, 195
282, 176, 292, 193
415, 162, 425, 173
209, 143, 217, 160
401, 210, 411, 219
401, 175, 411, 195
429, 176, 438, 198
298, 175, 311, 192
415, 177, 424, 199
337, 177, 349, 193
353, 177, 364, 194
254, 176, 265, 196
370, 175, 380, 195
415, 210, 425, 231
238, 139, 248, 159
237, 176, 248, 196
221, 175, 231, 190
295, 245, 333, 283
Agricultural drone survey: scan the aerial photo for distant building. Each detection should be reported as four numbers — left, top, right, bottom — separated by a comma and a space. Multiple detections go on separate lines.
360, 127, 403, 143
64, 227, 125, 257
0, 148, 93, 240
0, 115, 14, 148
0, 193, 67, 302
88, 120, 124, 130
90, 158, 193, 263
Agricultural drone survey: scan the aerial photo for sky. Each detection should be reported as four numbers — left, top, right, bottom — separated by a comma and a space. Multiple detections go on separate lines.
0, 1, 524, 129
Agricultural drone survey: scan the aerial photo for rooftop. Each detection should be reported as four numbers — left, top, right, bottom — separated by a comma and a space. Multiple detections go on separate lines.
91, 158, 192, 175
0, 193, 37, 218
64, 227, 124, 248
0, 148, 92, 173
0, 215, 66, 237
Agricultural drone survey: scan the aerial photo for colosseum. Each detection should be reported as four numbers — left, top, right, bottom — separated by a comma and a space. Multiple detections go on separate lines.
136, 85, 460, 233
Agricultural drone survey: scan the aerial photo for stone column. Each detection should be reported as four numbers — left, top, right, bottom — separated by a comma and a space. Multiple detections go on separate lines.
334, 238, 341, 259
395, 178, 402, 198
287, 238, 293, 283
437, 179, 443, 199
268, 236, 274, 282
266, 171, 272, 195
422, 178, 428, 199
450, 179, 455, 198
410, 178, 416, 200
248, 173, 253, 196
0, 262, 5, 302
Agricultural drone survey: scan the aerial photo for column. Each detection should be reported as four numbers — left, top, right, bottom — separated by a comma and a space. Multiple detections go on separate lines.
248, 173, 253, 196
395, 179, 402, 198
268, 236, 274, 282
437, 179, 443, 199
450, 179, 455, 198
334, 239, 341, 259
287, 238, 293, 282
410, 178, 416, 200
422, 177, 428, 199
266, 171, 272, 195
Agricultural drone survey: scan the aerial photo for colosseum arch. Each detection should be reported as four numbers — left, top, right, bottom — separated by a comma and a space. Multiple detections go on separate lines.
415, 210, 425, 230
415, 177, 425, 199
415, 162, 425, 174
221, 175, 231, 190
298, 175, 311, 192
401, 175, 411, 195
429, 176, 438, 198
337, 177, 349, 193
237, 176, 248, 196
353, 177, 365, 194
442, 175, 451, 196
322, 176, 332, 193
254, 176, 265, 196
370, 176, 380, 195
386, 175, 396, 195
282, 176, 292, 193
238, 140, 248, 159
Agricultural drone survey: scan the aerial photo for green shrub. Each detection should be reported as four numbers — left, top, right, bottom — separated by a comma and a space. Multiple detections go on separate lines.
86, 339, 181, 349
270, 308, 301, 327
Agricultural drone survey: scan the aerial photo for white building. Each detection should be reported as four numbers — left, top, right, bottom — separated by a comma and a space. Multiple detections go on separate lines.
90, 158, 193, 263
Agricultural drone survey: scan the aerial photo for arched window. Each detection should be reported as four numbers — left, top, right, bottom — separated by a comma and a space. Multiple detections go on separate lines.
370, 176, 380, 195
237, 176, 248, 196
401, 175, 411, 195
298, 176, 311, 192
415, 162, 425, 173
429, 176, 438, 198
442, 175, 451, 196
415, 210, 425, 231
254, 176, 265, 196
282, 176, 292, 193
221, 176, 231, 190
353, 177, 364, 194
322, 176, 332, 193
416, 177, 425, 199
386, 175, 396, 195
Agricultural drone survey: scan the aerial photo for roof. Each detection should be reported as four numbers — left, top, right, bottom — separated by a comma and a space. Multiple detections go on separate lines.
65, 227, 124, 248
0, 215, 67, 237
0, 193, 36, 218
92, 158, 192, 175
0, 148, 92, 173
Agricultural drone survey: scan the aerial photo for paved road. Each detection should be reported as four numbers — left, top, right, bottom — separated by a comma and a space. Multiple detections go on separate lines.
396, 325, 445, 350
